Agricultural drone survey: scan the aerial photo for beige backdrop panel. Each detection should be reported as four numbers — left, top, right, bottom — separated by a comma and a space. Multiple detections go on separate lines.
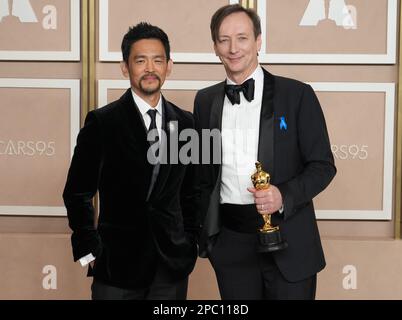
315, 91, 385, 211
0, 61, 80, 230
266, 0, 387, 54
0, 0, 71, 51
0, 87, 71, 208
2, 234, 402, 300
193, 239, 402, 300
107, 0, 229, 54
0, 234, 91, 299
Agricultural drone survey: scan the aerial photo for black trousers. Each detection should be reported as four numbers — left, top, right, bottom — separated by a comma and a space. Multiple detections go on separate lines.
91, 264, 188, 300
209, 227, 316, 300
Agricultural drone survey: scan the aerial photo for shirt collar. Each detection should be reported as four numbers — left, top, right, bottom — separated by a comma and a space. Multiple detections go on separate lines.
226, 65, 263, 85
131, 89, 162, 116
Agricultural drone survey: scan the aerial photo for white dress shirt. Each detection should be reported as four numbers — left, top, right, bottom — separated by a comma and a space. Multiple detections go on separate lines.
79, 89, 163, 267
131, 89, 163, 137
220, 65, 264, 205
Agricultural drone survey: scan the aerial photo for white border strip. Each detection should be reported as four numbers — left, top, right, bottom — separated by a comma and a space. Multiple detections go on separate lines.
0, 78, 80, 216
98, 80, 395, 220
257, 0, 397, 64
0, 0, 80, 61
309, 83, 395, 220
99, 0, 239, 62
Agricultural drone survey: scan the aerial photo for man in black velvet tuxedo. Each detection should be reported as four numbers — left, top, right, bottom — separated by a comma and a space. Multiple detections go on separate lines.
194, 4, 336, 299
63, 23, 199, 299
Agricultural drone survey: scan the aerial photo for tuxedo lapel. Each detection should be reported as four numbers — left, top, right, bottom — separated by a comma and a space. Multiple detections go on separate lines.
119, 89, 154, 200
257, 69, 275, 180
209, 82, 226, 131
120, 88, 149, 155
209, 82, 225, 180
199, 83, 225, 252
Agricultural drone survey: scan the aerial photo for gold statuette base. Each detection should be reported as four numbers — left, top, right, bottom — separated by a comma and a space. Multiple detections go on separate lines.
258, 229, 288, 253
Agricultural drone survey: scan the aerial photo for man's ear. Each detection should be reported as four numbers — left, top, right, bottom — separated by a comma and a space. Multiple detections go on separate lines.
256, 34, 262, 53
213, 43, 218, 56
213, 43, 223, 62
120, 61, 129, 78
166, 59, 173, 77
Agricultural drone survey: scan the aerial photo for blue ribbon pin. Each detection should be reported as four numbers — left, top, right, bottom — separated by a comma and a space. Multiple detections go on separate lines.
279, 117, 287, 131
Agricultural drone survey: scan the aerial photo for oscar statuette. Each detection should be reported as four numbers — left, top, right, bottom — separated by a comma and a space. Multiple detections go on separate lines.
251, 162, 288, 253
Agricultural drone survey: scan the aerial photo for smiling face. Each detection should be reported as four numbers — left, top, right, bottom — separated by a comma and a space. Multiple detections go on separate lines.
214, 12, 261, 84
121, 38, 172, 100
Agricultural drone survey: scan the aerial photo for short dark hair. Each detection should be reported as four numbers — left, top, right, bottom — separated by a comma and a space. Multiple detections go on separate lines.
210, 4, 261, 43
121, 22, 170, 64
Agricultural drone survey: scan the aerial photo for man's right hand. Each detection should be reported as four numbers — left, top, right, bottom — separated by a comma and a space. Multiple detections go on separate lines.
247, 185, 283, 215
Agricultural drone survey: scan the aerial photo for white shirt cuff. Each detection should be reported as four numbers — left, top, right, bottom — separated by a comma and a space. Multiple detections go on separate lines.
79, 253, 95, 267
279, 204, 284, 214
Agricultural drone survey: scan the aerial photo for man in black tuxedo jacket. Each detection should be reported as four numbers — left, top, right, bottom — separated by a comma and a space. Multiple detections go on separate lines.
63, 23, 199, 299
193, 4, 336, 299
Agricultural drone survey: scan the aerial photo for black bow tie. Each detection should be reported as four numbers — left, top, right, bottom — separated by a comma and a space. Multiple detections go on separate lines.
224, 78, 255, 105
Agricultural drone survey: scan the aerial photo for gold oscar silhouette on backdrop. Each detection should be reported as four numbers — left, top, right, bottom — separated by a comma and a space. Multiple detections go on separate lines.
251, 162, 288, 253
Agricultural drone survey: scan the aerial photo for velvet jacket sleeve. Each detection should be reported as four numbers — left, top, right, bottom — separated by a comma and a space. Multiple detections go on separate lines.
63, 111, 103, 261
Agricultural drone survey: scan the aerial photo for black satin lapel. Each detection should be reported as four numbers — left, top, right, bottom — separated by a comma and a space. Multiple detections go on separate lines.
148, 97, 175, 200
209, 83, 225, 130
209, 83, 225, 180
257, 69, 275, 179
